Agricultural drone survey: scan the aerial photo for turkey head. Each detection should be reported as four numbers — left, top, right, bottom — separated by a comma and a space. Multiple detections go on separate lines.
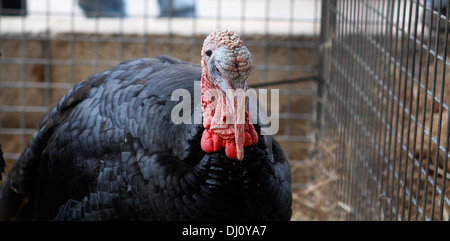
200, 29, 258, 160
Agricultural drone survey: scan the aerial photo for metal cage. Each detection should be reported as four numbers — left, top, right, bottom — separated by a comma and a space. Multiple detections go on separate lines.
319, 0, 450, 220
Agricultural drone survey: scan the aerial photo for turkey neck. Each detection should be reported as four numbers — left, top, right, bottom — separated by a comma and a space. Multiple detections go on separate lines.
200, 72, 252, 160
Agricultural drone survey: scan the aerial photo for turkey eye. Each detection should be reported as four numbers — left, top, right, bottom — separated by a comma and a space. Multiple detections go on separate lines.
205, 50, 212, 57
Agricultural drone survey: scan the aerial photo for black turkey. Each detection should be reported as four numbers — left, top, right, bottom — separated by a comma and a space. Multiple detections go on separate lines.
0, 29, 292, 220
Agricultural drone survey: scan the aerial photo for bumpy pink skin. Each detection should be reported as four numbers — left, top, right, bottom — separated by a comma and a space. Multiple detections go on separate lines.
200, 30, 258, 160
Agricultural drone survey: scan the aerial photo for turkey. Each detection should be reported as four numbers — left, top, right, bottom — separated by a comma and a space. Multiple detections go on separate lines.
0, 29, 292, 220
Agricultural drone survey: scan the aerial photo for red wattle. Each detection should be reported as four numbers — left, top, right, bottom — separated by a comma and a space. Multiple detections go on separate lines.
244, 132, 252, 147
203, 116, 211, 129
212, 133, 222, 151
201, 129, 222, 153
201, 124, 258, 159
225, 139, 237, 160
248, 123, 258, 144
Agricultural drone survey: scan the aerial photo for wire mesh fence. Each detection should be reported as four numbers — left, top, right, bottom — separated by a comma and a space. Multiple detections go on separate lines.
319, 0, 450, 220
0, 0, 322, 197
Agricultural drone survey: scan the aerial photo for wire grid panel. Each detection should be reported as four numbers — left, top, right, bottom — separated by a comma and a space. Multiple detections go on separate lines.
321, 0, 450, 220
0, 0, 322, 187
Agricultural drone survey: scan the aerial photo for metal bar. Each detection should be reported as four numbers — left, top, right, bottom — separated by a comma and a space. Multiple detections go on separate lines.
316, 0, 332, 134
0, 34, 319, 50
404, 0, 421, 220
429, 0, 445, 221
396, 0, 414, 220
19, 3, 27, 164
421, 0, 439, 221
371, 0, 388, 220
379, 0, 396, 220
386, 0, 403, 221
414, 0, 440, 220
377, 0, 395, 221
248, 76, 318, 88
438, 0, 450, 221
337, 0, 350, 219
0, 57, 314, 73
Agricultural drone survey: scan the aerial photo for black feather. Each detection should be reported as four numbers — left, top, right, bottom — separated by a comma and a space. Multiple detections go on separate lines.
0, 56, 292, 221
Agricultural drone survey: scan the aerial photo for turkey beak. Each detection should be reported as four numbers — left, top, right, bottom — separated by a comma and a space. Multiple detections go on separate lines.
207, 55, 226, 93
217, 79, 229, 95
221, 77, 248, 161
206, 49, 249, 160
207, 51, 247, 109
218, 77, 244, 113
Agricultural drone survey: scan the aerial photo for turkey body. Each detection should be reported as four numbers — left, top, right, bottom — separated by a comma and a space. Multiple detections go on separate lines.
0, 56, 292, 221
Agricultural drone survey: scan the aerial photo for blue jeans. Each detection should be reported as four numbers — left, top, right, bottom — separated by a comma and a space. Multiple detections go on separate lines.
78, 0, 127, 18
158, 0, 197, 17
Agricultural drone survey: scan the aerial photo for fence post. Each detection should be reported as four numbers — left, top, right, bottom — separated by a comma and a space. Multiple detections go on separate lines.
315, 0, 335, 137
